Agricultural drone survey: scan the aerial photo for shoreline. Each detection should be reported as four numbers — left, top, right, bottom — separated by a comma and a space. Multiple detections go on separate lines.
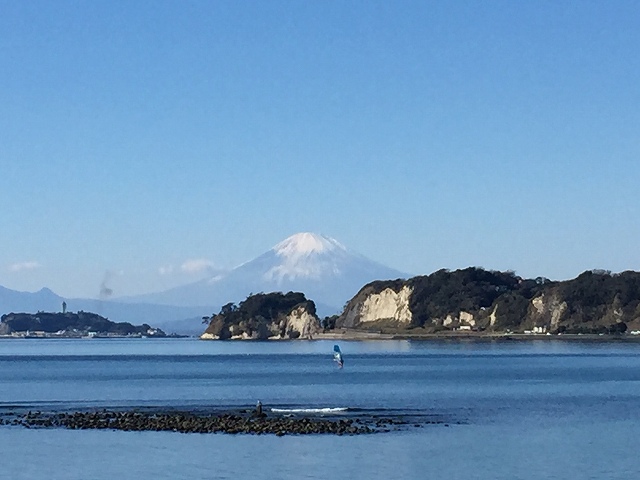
312, 330, 640, 342
3, 332, 639, 343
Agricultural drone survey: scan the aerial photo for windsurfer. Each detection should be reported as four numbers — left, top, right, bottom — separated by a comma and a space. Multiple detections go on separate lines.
333, 345, 344, 368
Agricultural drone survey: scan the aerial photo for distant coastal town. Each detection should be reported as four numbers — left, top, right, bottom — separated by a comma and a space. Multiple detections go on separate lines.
0, 310, 170, 339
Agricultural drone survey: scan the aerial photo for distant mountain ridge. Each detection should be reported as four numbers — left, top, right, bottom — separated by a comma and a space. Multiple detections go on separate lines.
0, 285, 211, 335
122, 232, 408, 316
0, 285, 62, 312
0, 232, 408, 333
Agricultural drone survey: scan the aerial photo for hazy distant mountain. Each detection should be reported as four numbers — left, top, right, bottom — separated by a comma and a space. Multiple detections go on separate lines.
0, 286, 64, 313
0, 285, 211, 336
122, 232, 408, 317
0, 232, 407, 334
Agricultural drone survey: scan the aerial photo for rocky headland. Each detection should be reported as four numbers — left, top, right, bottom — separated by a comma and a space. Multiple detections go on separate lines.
335, 268, 640, 335
201, 291, 319, 340
200, 268, 640, 339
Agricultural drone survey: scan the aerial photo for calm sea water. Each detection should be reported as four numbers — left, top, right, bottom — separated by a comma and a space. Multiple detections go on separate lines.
1, 338, 640, 479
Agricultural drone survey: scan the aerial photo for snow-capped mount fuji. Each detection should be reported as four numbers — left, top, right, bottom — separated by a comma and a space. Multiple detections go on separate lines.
124, 233, 408, 316
264, 233, 355, 282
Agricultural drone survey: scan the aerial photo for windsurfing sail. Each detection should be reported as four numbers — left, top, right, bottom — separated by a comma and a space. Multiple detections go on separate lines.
333, 344, 344, 368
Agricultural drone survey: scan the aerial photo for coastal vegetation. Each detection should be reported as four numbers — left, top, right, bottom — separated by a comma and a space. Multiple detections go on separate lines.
196, 268, 640, 339
201, 291, 318, 340
0, 311, 165, 337
335, 268, 640, 336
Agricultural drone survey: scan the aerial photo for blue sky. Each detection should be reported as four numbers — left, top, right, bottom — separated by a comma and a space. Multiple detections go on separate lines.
1, 0, 639, 298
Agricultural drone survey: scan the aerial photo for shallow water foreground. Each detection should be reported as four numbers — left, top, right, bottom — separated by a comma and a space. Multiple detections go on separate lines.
2, 338, 640, 479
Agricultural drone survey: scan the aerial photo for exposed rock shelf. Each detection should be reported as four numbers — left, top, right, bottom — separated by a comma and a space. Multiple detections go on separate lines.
1, 409, 442, 436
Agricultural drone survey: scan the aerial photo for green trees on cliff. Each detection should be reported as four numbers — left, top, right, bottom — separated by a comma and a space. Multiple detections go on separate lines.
339, 267, 640, 334
203, 291, 316, 339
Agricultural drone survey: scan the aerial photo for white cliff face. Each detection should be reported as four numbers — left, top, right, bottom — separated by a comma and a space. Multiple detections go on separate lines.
284, 306, 319, 337
460, 311, 475, 326
531, 293, 567, 329
200, 305, 319, 340
344, 286, 413, 326
489, 305, 499, 327
444, 311, 476, 327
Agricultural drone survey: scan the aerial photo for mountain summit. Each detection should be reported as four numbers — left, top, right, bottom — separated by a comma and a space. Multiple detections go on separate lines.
265, 233, 350, 282
125, 232, 407, 316
273, 232, 345, 257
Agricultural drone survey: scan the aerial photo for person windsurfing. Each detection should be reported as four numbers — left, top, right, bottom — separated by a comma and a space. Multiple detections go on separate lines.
333, 344, 344, 368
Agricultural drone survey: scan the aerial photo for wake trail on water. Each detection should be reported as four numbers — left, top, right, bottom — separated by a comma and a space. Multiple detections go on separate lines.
270, 407, 349, 414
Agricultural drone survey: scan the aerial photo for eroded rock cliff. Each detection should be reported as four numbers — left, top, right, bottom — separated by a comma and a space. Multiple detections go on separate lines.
335, 268, 640, 334
340, 280, 412, 328
201, 291, 320, 340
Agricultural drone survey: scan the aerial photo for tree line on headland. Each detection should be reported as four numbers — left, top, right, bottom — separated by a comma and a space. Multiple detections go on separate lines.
0, 311, 166, 337
201, 291, 316, 340
4, 268, 640, 339
365, 267, 640, 334
202, 268, 640, 338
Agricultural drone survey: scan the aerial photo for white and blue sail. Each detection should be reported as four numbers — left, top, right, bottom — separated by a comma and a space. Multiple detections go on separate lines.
333, 344, 344, 367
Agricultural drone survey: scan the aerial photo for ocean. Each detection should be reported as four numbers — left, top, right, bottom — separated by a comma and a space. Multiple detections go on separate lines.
1, 338, 639, 479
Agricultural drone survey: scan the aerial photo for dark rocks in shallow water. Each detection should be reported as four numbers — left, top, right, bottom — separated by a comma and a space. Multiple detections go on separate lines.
8, 410, 424, 436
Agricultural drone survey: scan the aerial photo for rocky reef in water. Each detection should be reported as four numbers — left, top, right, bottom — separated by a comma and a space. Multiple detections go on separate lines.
0, 311, 165, 337
335, 268, 640, 335
2, 409, 428, 436
200, 291, 320, 340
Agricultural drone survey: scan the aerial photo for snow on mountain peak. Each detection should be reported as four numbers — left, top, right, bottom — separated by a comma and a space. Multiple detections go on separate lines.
264, 233, 348, 283
117, 231, 407, 318
272, 232, 346, 258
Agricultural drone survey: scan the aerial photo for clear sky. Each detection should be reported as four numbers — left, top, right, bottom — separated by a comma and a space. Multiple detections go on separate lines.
1, 0, 639, 299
